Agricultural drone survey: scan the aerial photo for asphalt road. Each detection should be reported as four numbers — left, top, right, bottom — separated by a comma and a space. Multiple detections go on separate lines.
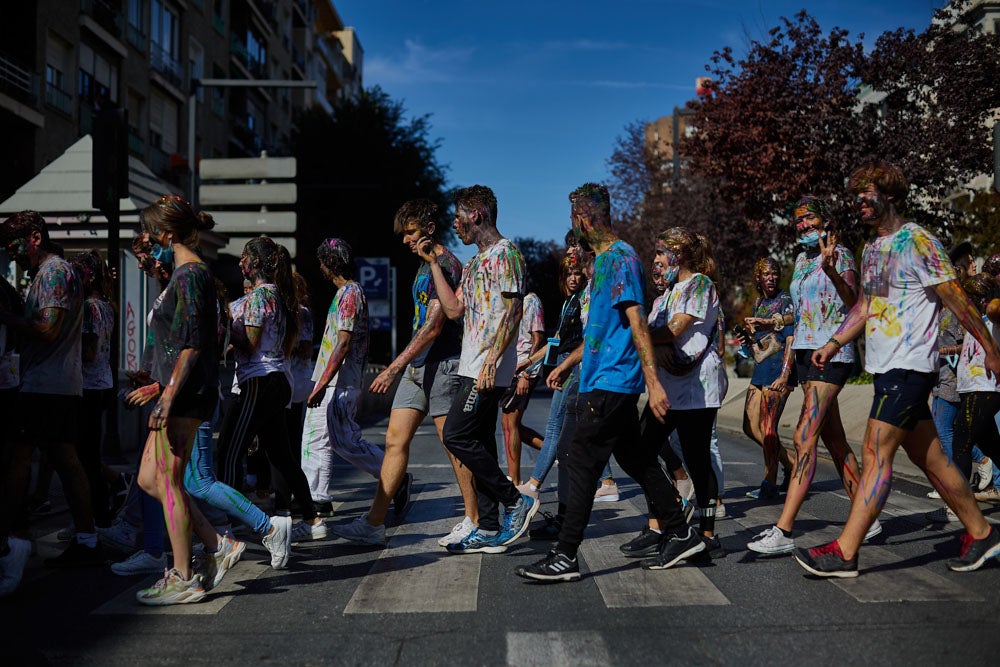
4, 390, 1000, 666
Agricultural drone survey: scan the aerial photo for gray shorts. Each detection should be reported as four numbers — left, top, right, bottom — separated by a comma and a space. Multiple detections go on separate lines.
391, 357, 461, 417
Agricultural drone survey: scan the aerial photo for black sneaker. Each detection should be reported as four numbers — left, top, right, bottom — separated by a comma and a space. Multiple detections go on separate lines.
793, 541, 858, 578
313, 501, 335, 518
619, 527, 662, 558
641, 526, 706, 570
528, 512, 562, 540
44, 541, 106, 568
515, 550, 581, 582
948, 526, 1000, 572
699, 535, 726, 560
394, 473, 414, 519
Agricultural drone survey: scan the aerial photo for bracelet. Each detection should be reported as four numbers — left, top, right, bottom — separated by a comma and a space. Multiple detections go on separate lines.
827, 337, 843, 349
772, 313, 784, 331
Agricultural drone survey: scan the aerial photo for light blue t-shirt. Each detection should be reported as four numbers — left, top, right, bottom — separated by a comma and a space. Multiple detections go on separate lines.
579, 240, 646, 395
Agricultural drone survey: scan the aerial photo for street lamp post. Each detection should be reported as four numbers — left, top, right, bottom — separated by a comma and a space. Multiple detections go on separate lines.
188, 78, 318, 207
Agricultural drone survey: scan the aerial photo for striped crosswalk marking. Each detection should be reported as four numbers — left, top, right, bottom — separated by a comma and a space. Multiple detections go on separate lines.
506, 631, 611, 666
579, 503, 730, 608
343, 486, 481, 614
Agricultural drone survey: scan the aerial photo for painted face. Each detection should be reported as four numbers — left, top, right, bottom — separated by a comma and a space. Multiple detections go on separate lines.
453, 208, 475, 245
401, 223, 428, 254
794, 206, 826, 247
5, 237, 30, 269
757, 268, 780, 298
855, 184, 888, 224
655, 242, 680, 287
566, 269, 584, 294
239, 250, 254, 280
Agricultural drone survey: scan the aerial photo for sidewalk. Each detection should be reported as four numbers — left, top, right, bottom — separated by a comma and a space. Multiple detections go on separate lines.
715, 374, 930, 485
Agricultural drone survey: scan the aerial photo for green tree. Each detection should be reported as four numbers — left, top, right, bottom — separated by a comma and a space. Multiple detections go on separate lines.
292, 87, 451, 363
513, 236, 563, 334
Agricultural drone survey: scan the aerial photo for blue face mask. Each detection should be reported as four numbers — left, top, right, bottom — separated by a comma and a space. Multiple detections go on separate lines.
151, 242, 174, 267
798, 230, 825, 247
662, 265, 680, 286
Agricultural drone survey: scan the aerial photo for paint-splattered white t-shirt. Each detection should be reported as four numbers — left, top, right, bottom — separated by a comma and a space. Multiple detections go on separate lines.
957, 317, 1000, 393
515, 292, 545, 366
790, 245, 856, 363
861, 223, 955, 374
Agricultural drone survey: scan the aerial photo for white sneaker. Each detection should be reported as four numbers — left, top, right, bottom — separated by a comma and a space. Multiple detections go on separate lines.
290, 520, 328, 543
716, 502, 728, 520
210, 535, 245, 588
747, 526, 795, 555
330, 517, 386, 546
675, 478, 695, 501
594, 483, 620, 503
975, 486, 1000, 503
864, 518, 883, 541
926, 489, 941, 499
262, 515, 291, 569
974, 458, 994, 492
925, 507, 959, 523
111, 550, 167, 576
438, 517, 475, 547
98, 520, 140, 554
0, 536, 32, 596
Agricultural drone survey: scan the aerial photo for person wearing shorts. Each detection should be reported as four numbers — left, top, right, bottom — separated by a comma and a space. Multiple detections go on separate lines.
331, 199, 474, 547
748, 195, 878, 556
795, 160, 1000, 577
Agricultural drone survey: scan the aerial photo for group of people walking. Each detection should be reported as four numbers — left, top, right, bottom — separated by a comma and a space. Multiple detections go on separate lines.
0, 158, 998, 605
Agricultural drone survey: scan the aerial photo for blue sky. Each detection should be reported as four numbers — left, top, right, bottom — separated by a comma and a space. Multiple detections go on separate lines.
337, 1, 943, 260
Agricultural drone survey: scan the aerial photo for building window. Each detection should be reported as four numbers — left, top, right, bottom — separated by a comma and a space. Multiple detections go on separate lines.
149, 89, 178, 152
127, 0, 147, 51
78, 43, 119, 109
189, 39, 204, 100
150, 0, 179, 59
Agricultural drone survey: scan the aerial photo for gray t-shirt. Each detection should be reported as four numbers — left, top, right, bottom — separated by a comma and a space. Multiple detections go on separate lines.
21, 255, 83, 396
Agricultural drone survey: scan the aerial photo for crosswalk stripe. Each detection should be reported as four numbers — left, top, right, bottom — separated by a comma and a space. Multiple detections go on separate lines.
732, 497, 983, 602
343, 486, 481, 614
578, 502, 730, 608
506, 631, 611, 666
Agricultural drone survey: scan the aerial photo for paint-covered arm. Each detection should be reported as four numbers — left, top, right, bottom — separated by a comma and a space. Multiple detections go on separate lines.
768, 334, 795, 392
308, 329, 353, 407
416, 239, 464, 320
546, 342, 582, 390
230, 322, 262, 354
937, 280, 1000, 378
625, 302, 669, 422
0, 306, 66, 344
825, 268, 858, 310
478, 293, 523, 391
370, 299, 445, 394
811, 289, 869, 369
649, 312, 695, 345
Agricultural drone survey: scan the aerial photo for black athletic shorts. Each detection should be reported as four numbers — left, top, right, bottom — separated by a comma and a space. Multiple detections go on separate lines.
795, 349, 853, 387
869, 368, 935, 431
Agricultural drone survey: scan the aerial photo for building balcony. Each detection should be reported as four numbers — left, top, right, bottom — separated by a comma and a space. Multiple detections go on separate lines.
150, 42, 183, 89
45, 83, 72, 115
317, 32, 348, 83
80, 0, 124, 40
127, 23, 146, 52
0, 53, 38, 107
230, 34, 267, 79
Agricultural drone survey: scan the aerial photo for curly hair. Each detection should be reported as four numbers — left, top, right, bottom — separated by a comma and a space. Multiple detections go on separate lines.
243, 237, 300, 356
453, 185, 498, 224
568, 183, 611, 223
847, 160, 909, 204
657, 227, 717, 280
753, 257, 781, 286
393, 199, 439, 236
982, 253, 1000, 278
317, 237, 355, 279
0, 210, 54, 252
963, 273, 999, 308
139, 194, 215, 248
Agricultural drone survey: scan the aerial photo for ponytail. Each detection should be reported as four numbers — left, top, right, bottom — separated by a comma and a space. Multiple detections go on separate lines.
273, 243, 300, 357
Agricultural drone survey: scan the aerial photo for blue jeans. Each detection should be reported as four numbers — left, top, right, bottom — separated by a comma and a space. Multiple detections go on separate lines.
530, 355, 572, 484
932, 396, 999, 486
184, 407, 271, 535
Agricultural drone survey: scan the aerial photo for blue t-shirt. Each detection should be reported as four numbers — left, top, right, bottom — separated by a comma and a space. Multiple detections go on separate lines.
410, 249, 463, 366
579, 240, 646, 395
750, 291, 797, 387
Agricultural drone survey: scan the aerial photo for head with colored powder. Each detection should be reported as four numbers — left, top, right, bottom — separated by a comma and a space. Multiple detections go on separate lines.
139, 195, 215, 259
559, 255, 587, 298
394, 199, 440, 255
452, 185, 497, 245
71, 249, 113, 299
317, 237, 355, 281
982, 253, 1000, 280
962, 273, 999, 314
753, 257, 781, 299
0, 210, 55, 270
656, 227, 717, 289
242, 237, 300, 355
847, 160, 908, 225
131, 232, 171, 286
790, 195, 833, 248
568, 183, 611, 250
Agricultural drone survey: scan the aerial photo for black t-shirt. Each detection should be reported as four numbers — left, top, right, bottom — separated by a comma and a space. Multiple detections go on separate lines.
555, 292, 583, 356
149, 262, 219, 406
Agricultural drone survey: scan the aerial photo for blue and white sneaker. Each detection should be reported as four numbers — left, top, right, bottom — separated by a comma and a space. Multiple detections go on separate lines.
499, 494, 539, 546
445, 528, 508, 554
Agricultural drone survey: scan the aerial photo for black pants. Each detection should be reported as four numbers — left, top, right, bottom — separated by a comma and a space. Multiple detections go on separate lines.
442, 377, 520, 532
557, 390, 688, 558
80, 388, 113, 525
953, 391, 1000, 479
640, 405, 719, 533
216, 372, 316, 522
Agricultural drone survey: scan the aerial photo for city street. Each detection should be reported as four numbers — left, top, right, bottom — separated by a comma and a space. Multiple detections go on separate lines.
4, 390, 1000, 666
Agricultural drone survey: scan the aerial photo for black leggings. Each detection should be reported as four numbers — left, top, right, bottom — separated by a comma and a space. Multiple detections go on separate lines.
216, 373, 316, 522
640, 406, 719, 533
952, 391, 1000, 480
79, 388, 113, 525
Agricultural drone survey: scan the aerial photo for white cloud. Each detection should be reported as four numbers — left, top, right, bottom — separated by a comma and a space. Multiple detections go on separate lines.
365, 39, 476, 85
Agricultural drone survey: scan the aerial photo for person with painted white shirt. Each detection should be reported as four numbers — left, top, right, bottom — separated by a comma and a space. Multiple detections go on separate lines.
304, 238, 382, 524
796, 160, 1000, 577
501, 291, 546, 484
415, 185, 538, 554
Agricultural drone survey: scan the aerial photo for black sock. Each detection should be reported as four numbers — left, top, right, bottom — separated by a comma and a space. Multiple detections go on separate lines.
557, 502, 566, 519
780, 527, 793, 538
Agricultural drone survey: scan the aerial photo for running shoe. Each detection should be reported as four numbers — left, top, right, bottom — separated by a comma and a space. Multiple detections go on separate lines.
211, 535, 245, 588
947, 526, 1000, 572
111, 550, 167, 576
747, 526, 795, 555
330, 517, 387, 546
975, 487, 1000, 503
927, 489, 941, 500
0, 536, 31, 597
641, 526, 706, 570
594, 482, 620, 503
499, 494, 539, 546
700, 535, 726, 559
394, 473, 414, 518
45, 540, 105, 568
925, 507, 959, 523
445, 528, 507, 554
262, 515, 291, 569
793, 541, 858, 578
291, 520, 328, 542
974, 457, 994, 492
619, 527, 663, 558
864, 518, 883, 542
98, 519, 140, 554
515, 550, 581, 582
438, 517, 475, 547
136, 568, 206, 606
528, 512, 562, 541
746, 479, 779, 500
716, 502, 728, 520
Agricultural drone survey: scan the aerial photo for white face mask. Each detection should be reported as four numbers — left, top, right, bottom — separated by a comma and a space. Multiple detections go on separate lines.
798, 230, 825, 247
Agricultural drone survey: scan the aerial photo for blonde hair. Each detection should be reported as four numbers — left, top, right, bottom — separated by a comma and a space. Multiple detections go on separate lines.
656, 227, 717, 280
